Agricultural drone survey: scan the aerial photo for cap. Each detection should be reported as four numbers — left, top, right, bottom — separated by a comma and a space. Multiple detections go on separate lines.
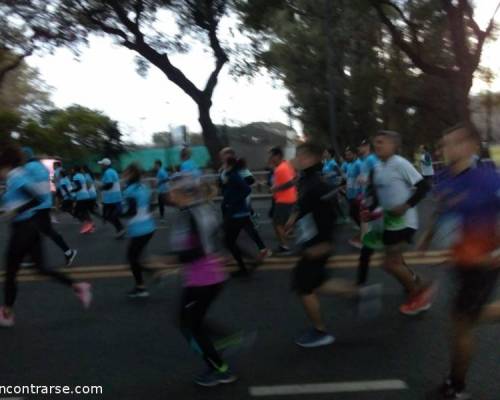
359, 139, 370, 147
97, 158, 112, 166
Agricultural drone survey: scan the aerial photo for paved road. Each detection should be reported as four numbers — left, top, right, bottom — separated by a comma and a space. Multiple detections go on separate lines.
0, 198, 499, 400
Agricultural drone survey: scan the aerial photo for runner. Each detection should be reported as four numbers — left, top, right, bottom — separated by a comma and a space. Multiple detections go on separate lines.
121, 164, 156, 298
180, 147, 201, 177
98, 158, 125, 238
0, 145, 92, 328
58, 169, 75, 216
268, 147, 298, 254
83, 165, 101, 220
22, 147, 77, 266
72, 165, 94, 234
219, 147, 270, 262
322, 148, 342, 187
168, 173, 236, 387
221, 156, 268, 277
372, 130, 434, 315
341, 147, 363, 248
284, 142, 337, 347
154, 160, 169, 220
419, 145, 435, 186
418, 123, 500, 400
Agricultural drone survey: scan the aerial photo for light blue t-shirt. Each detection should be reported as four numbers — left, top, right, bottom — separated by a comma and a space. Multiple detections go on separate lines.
2, 167, 39, 222
359, 153, 379, 194
156, 168, 169, 194
101, 167, 122, 204
123, 182, 156, 237
342, 159, 362, 200
73, 173, 90, 201
59, 177, 74, 201
323, 159, 340, 185
180, 159, 201, 177
24, 160, 52, 210
85, 173, 97, 199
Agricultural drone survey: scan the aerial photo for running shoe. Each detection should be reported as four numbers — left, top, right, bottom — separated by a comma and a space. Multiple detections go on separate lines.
115, 229, 126, 239
295, 329, 335, 348
440, 379, 471, 400
399, 284, 436, 316
65, 249, 78, 267
73, 282, 92, 309
80, 222, 93, 234
0, 307, 14, 328
348, 238, 362, 249
194, 369, 237, 387
274, 245, 292, 256
257, 248, 272, 263
127, 288, 150, 298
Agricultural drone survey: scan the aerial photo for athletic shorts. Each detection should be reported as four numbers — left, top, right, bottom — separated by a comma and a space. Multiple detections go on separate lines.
454, 267, 500, 318
383, 228, 416, 246
273, 203, 295, 226
291, 254, 330, 295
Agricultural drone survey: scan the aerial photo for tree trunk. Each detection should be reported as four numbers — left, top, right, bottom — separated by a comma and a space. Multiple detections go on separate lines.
198, 98, 223, 170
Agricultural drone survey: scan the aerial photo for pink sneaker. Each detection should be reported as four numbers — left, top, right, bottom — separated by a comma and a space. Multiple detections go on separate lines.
73, 282, 92, 309
0, 306, 15, 328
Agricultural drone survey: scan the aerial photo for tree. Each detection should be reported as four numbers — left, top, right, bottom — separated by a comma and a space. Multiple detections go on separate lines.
152, 131, 171, 146
370, 0, 500, 126
1, 0, 231, 167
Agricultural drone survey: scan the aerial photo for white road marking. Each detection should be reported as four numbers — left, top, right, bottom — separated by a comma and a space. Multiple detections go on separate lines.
249, 380, 408, 397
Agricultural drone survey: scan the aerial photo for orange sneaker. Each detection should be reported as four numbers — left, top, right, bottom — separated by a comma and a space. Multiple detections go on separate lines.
399, 284, 436, 316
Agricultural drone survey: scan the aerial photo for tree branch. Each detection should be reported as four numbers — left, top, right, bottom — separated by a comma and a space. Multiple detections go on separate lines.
0, 52, 27, 89
371, 0, 455, 79
203, 3, 229, 99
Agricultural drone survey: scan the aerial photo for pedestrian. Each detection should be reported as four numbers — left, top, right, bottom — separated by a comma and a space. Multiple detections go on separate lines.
418, 123, 500, 400
121, 163, 156, 298
154, 160, 169, 220
97, 158, 125, 238
372, 130, 435, 315
83, 165, 101, 220
58, 169, 75, 216
22, 147, 77, 265
72, 165, 94, 234
0, 145, 92, 328
268, 147, 297, 254
168, 173, 237, 387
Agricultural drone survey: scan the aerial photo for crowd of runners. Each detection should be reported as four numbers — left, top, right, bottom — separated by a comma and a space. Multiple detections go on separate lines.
0, 122, 499, 399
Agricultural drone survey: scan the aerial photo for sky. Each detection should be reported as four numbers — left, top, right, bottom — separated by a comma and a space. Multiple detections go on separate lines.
26, 2, 500, 145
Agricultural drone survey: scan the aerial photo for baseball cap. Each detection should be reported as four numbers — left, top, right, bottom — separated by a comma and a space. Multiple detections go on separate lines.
97, 158, 112, 166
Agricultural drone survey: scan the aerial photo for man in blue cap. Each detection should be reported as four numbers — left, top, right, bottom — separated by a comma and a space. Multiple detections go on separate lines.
22, 147, 77, 266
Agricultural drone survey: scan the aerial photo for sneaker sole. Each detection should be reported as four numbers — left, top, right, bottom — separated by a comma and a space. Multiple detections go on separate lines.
128, 293, 150, 298
399, 303, 432, 316
296, 336, 335, 348
195, 376, 238, 387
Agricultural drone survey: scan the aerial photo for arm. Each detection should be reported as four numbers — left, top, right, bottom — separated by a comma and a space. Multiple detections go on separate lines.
101, 182, 113, 191
121, 197, 137, 218
70, 180, 82, 193
14, 185, 42, 215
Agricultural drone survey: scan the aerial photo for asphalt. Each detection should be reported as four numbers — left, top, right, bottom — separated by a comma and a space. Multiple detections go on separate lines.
0, 198, 499, 400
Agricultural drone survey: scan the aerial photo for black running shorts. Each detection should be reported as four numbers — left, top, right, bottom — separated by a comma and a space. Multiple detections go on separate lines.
292, 254, 330, 295
455, 267, 500, 318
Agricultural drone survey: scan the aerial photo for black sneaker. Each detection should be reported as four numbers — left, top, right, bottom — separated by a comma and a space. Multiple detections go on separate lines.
127, 288, 150, 298
194, 368, 237, 387
65, 250, 78, 267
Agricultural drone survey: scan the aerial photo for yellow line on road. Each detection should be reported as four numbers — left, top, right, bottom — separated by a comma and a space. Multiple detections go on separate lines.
0, 255, 448, 283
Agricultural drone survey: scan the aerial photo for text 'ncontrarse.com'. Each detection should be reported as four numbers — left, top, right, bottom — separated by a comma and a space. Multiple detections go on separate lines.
0, 385, 103, 396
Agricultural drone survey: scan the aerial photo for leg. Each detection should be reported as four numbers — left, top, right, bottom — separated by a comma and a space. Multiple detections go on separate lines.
300, 293, 326, 332
109, 203, 124, 232
158, 194, 165, 218
383, 249, 419, 295
35, 209, 71, 253
349, 199, 361, 227
224, 218, 246, 272
357, 246, 375, 285
179, 285, 226, 371
449, 313, 475, 392
242, 217, 266, 250
127, 234, 153, 287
